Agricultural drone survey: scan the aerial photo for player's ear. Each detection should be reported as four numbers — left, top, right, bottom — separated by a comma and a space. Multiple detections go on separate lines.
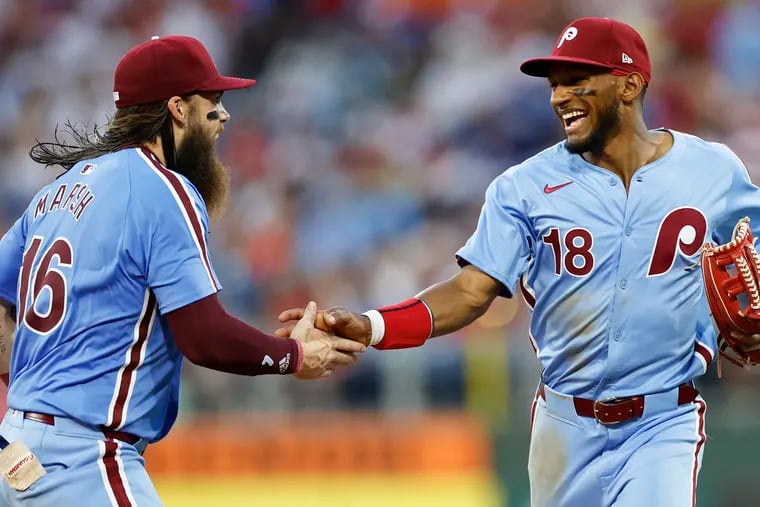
167, 96, 189, 126
619, 73, 646, 104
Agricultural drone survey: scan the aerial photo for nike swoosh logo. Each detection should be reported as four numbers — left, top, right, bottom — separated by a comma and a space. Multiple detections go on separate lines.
543, 181, 574, 194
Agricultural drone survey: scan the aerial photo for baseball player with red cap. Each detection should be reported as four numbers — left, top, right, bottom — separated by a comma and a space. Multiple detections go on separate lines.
0, 35, 365, 505
278, 17, 760, 506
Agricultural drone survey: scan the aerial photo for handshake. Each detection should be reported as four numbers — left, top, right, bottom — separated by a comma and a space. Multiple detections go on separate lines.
274, 302, 371, 380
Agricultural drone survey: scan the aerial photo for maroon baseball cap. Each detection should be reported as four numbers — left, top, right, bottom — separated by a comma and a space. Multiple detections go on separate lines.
520, 17, 651, 85
113, 35, 256, 108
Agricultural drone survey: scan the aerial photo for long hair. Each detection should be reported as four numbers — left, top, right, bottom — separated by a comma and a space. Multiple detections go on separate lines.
29, 100, 173, 171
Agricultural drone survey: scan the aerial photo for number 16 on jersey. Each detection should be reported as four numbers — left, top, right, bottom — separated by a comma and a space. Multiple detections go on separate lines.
18, 235, 73, 335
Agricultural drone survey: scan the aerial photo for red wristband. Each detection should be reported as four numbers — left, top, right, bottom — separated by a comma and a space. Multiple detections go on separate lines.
373, 298, 433, 350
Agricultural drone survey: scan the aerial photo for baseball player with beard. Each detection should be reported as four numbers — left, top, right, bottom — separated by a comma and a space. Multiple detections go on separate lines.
0, 35, 364, 506
278, 17, 760, 507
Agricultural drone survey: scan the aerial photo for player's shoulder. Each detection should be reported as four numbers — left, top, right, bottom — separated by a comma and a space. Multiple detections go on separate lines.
671, 129, 744, 165
492, 141, 569, 187
125, 148, 204, 206
669, 129, 748, 183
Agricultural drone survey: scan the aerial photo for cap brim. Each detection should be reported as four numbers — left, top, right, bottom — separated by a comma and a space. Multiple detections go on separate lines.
520, 56, 615, 78
199, 75, 256, 92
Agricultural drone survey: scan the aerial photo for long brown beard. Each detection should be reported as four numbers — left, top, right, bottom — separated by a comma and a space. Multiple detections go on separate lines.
174, 122, 230, 220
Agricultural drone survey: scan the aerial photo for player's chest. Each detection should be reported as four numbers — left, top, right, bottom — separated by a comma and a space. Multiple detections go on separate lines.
529, 177, 720, 277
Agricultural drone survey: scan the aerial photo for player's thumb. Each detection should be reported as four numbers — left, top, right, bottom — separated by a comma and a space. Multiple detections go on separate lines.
297, 301, 317, 329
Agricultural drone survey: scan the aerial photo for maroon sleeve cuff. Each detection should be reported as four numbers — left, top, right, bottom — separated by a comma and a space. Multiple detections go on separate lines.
290, 339, 304, 373
165, 294, 301, 376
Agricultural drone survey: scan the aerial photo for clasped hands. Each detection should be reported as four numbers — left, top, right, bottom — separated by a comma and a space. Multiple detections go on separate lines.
278, 302, 371, 379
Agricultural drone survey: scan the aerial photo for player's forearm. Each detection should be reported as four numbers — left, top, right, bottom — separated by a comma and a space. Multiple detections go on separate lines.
166, 294, 302, 376
418, 274, 497, 337
363, 265, 500, 350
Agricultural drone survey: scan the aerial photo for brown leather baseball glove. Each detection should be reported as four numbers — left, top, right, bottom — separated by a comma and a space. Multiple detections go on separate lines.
701, 217, 760, 368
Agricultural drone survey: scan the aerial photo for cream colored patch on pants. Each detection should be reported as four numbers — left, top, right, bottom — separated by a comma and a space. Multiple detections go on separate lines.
0, 441, 46, 491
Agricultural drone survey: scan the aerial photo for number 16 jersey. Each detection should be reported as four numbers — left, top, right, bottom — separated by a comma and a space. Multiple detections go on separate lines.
0, 147, 221, 442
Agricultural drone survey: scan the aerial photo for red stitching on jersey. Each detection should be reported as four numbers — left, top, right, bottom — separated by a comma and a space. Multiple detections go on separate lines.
694, 342, 713, 368
107, 290, 156, 430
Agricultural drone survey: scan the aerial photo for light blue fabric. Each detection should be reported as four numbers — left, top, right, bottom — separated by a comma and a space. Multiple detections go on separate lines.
457, 130, 760, 398
0, 147, 220, 443
529, 383, 706, 507
0, 409, 159, 507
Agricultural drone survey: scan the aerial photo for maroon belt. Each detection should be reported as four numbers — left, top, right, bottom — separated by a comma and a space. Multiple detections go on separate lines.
538, 382, 699, 425
23, 412, 141, 445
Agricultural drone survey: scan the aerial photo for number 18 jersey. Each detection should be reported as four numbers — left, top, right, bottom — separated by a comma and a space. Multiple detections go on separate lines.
456, 130, 760, 399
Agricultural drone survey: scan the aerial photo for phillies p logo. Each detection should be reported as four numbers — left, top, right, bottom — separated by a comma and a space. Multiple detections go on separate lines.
557, 27, 578, 48
647, 207, 708, 276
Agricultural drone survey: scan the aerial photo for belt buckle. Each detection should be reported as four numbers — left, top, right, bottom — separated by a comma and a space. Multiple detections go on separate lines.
592, 397, 623, 425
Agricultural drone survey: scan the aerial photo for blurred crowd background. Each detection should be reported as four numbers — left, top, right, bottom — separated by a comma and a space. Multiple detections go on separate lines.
1, 0, 760, 505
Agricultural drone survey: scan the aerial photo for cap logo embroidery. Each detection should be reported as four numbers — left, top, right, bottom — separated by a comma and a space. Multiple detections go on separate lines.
112, 91, 120, 102
622, 52, 633, 64
557, 27, 578, 48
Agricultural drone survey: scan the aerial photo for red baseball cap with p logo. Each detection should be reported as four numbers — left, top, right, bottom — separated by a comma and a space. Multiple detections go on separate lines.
520, 17, 651, 85
113, 35, 256, 108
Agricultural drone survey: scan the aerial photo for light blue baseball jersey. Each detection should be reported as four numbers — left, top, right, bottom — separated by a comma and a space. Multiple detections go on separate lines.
0, 147, 220, 442
457, 129, 759, 399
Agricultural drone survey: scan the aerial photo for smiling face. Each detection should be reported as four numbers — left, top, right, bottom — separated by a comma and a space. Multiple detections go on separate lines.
547, 63, 623, 155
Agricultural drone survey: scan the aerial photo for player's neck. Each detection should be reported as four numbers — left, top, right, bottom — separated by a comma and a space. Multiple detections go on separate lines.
142, 140, 167, 167
582, 124, 672, 191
